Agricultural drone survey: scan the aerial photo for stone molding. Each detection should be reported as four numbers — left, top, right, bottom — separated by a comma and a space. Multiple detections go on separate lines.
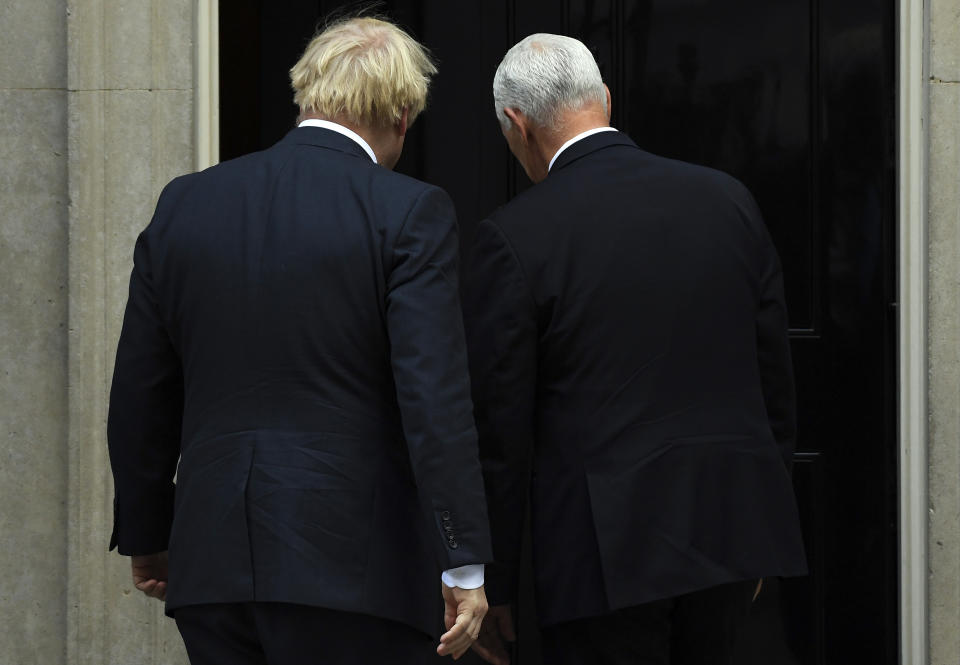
0, 1, 70, 661
927, 0, 960, 661
195, 0, 219, 171
899, 0, 930, 663
65, 0, 194, 662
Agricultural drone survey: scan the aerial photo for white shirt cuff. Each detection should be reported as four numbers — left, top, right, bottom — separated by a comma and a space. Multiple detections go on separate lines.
441, 564, 485, 589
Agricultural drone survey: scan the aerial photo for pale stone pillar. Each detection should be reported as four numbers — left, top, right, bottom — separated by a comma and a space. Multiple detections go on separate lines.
928, 1, 960, 664
66, 0, 194, 662
0, 0, 69, 662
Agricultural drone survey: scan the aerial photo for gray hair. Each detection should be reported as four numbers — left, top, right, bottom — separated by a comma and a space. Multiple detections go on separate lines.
493, 33, 607, 129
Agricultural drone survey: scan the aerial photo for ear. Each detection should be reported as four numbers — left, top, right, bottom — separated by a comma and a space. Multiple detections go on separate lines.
503, 108, 529, 141
396, 107, 409, 137
603, 84, 612, 122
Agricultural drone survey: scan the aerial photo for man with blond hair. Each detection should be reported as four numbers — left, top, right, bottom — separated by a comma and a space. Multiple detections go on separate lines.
107, 16, 490, 664
466, 34, 807, 665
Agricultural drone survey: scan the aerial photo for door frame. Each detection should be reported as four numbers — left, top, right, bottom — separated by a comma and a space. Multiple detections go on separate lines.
897, 0, 928, 662
196, 1, 929, 661
196, 0, 219, 170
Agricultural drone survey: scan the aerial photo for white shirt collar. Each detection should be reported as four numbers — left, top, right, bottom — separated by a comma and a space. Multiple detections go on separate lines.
548, 126, 618, 173
298, 119, 378, 164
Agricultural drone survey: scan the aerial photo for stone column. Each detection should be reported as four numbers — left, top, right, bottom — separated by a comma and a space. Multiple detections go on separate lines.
928, 1, 960, 664
66, 0, 194, 662
0, 0, 69, 663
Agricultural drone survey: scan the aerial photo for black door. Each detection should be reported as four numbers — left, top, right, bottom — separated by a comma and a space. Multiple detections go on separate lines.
219, 2, 898, 663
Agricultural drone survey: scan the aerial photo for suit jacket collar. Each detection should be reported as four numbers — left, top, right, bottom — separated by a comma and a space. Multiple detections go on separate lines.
278, 126, 375, 162
549, 130, 639, 174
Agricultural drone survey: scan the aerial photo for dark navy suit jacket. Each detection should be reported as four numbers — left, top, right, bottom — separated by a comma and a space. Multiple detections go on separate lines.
464, 130, 807, 626
107, 126, 492, 637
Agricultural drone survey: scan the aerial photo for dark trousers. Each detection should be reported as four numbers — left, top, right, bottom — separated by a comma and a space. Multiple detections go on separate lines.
174, 602, 434, 665
540, 580, 757, 665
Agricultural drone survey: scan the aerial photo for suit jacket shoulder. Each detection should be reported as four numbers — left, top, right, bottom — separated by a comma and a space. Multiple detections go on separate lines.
488, 132, 772, 284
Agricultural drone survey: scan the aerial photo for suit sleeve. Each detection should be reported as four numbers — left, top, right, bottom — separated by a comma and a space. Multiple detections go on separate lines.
755, 226, 798, 472
462, 219, 538, 605
107, 208, 184, 555
385, 187, 493, 572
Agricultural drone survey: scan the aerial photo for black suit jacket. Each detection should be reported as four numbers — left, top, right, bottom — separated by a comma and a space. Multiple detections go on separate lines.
464, 130, 806, 626
107, 126, 492, 637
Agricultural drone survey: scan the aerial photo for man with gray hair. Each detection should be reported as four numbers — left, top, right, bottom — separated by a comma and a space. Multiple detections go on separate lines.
466, 33, 807, 665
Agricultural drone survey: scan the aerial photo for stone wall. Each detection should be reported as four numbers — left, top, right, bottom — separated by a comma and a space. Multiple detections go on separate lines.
65, 0, 194, 662
928, 1, 960, 663
0, 0, 195, 662
0, 0, 69, 662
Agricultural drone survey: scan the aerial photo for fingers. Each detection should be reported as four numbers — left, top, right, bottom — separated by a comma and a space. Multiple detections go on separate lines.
438, 585, 489, 658
130, 553, 169, 602
438, 609, 486, 659
134, 579, 167, 601
437, 611, 476, 658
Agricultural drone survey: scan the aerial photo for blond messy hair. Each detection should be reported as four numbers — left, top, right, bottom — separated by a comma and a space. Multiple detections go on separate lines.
290, 16, 437, 127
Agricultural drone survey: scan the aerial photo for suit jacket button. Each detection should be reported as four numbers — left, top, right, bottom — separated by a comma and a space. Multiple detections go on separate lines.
441, 511, 451, 520
448, 540, 459, 549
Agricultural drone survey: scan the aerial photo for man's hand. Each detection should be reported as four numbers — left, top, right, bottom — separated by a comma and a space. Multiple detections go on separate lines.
131, 551, 169, 601
437, 583, 489, 659
471, 604, 515, 665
